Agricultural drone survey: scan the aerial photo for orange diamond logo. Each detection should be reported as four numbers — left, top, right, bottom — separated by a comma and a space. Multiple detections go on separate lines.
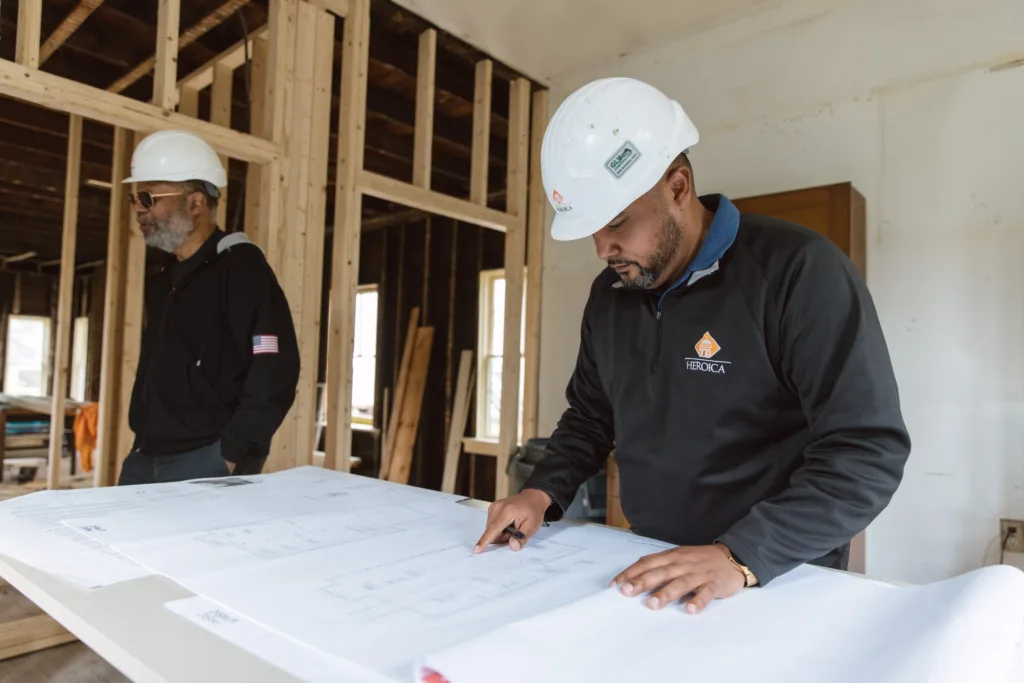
695, 332, 721, 359
552, 189, 564, 205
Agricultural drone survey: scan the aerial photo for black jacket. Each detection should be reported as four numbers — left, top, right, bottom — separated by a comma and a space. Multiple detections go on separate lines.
523, 194, 911, 586
129, 229, 300, 473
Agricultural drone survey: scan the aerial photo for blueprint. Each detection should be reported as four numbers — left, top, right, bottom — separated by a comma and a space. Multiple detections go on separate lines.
419, 563, 1024, 683
0, 466, 458, 589
66, 473, 661, 680
165, 596, 398, 683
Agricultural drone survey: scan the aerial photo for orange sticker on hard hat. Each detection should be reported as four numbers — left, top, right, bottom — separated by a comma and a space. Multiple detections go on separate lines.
551, 189, 573, 213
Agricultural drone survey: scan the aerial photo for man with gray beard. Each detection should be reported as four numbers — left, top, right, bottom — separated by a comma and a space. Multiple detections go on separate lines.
118, 130, 299, 484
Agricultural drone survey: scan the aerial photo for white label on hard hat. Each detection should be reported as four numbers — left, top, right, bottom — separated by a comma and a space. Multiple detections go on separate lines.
605, 141, 642, 178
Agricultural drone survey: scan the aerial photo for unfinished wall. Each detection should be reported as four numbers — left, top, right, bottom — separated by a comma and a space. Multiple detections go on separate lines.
538, 0, 1024, 584
320, 220, 505, 495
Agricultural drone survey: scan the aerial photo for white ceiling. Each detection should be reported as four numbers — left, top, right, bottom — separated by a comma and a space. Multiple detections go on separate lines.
391, 0, 786, 84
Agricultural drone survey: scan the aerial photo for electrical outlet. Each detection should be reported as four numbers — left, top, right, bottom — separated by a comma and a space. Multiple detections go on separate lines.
1000, 519, 1024, 553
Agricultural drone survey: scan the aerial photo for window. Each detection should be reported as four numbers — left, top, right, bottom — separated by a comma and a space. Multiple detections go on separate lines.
3, 315, 51, 397
70, 317, 89, 402
351, 285, 378, 426
477, 269, 526, 441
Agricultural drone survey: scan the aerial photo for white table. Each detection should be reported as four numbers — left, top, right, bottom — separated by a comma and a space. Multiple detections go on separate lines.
0, 494, 898, 683
0, 496, 495, 682
0, 551, 305, 683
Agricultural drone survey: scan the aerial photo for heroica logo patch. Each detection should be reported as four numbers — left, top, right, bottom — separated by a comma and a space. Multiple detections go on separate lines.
687, 332, 728, 374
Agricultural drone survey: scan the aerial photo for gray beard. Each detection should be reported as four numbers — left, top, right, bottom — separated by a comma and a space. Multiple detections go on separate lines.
608, 212, 683, 290
143, 211, 194, 254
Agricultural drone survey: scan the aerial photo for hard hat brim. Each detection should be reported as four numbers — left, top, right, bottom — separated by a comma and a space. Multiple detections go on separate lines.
549, 146, 679, 242
122, 171, 227, 187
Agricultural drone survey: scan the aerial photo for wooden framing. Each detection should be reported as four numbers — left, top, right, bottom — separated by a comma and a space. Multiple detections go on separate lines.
178, 26, 271, 93
413, 30, 437, 189
46, 115, 83, 490
7, 0, 548, 502
522, 89, 549, 441
0, 614, 76, 661
305, 0, 352, 15
153, 0, 182, 111
210, 63, 233, 228
93, 128, 133, 488
244, 37, 270, 245
179, 86, 200, 118
40, 0, 107, 66
294, 9, 337, 470
470, 60, 493, 206
108, 0, 254, 96
15, 0, 43, 69
494, 78, 531, 497
360, 171, 515, 232
0, 60, 279, 163
324, 0, 371, 473
316, 1, 546, 497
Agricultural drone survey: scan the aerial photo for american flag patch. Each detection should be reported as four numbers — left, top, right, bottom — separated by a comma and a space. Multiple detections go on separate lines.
252, 334, 279, 355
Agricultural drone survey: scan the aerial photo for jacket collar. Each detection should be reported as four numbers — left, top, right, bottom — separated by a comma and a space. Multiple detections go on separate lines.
168, 228, 224, 287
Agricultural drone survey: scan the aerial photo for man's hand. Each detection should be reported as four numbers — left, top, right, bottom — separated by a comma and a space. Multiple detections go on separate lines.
472, 488, 552, 553
612, 543, 745, 614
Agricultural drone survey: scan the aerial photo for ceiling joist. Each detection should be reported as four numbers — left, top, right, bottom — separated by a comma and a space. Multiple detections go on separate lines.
40, 0, 106, 65
107, 0, 254, 95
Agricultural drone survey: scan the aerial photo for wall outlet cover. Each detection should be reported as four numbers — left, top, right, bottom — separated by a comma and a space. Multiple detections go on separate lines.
1000, 519, 1024, 554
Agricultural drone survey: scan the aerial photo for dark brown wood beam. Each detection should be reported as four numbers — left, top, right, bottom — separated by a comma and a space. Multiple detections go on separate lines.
367, 10, 511, 127
40, 0, 107, 65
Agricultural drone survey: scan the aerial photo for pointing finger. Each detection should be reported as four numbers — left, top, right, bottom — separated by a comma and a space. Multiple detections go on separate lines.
473, 511, 515, 553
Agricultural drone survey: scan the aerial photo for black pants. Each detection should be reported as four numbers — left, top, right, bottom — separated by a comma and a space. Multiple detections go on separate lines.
117, 440, 229, 485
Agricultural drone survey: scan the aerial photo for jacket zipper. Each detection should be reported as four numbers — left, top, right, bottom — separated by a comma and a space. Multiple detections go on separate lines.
650, 306, 663, 374
138, 286, 176, 452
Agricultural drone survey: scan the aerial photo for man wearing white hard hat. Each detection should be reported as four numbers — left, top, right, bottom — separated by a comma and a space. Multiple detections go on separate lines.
117, 129, 300, 484
475, 78, 910, 612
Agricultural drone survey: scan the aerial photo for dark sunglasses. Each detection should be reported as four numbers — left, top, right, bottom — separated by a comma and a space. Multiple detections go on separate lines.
128, 191, 184, 209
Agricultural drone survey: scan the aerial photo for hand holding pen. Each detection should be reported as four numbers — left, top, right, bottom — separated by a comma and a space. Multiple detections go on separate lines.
472, 488, 553, 553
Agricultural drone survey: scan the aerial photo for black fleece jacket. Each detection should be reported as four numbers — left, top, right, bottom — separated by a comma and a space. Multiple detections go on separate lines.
128, 229, 300, 473
523, 194, 911, 586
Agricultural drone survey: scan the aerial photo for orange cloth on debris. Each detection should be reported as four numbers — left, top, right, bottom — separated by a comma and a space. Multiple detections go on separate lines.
73, 402, 99, 473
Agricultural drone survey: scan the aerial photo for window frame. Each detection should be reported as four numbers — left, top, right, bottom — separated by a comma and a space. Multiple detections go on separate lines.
476, 268, 527, 442
3, 314, 53, 398
350, 284, 379, 427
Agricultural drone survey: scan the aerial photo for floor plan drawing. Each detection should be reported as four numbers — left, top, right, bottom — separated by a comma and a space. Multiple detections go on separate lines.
195, 505, 430, 560
320, 538, 585, 620
63, 470, 662, 679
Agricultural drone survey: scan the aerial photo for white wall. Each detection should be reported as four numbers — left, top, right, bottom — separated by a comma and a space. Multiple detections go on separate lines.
537, 0, 1024, 585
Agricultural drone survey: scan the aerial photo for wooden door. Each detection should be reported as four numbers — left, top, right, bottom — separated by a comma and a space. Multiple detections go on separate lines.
731, 182, 866, 277
605, 182, 868, 574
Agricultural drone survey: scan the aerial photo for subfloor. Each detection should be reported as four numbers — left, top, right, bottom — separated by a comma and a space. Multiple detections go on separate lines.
1, 458, 128, 683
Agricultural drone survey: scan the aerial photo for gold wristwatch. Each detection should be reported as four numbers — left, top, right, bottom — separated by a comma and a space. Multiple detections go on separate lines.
718, 543, 758, 587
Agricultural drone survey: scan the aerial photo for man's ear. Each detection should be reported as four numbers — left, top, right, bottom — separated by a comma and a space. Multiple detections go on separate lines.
665, 164, 692, 208
187, 192, 205, 215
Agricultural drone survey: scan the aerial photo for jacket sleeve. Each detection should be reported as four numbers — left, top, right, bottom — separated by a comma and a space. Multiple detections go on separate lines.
522, 296, 616, 520
716, 238, 910, 585
221, 251, 301, 464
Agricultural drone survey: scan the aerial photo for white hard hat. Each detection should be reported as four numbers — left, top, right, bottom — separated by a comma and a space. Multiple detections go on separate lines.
122, 129, 227, 188
541, 77, 700, 241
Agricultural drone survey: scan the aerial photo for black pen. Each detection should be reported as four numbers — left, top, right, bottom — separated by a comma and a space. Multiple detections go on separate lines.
503, 524, 526, 540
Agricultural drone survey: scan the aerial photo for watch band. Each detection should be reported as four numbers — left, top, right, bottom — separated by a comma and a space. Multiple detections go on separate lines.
718, 543, 758, 586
